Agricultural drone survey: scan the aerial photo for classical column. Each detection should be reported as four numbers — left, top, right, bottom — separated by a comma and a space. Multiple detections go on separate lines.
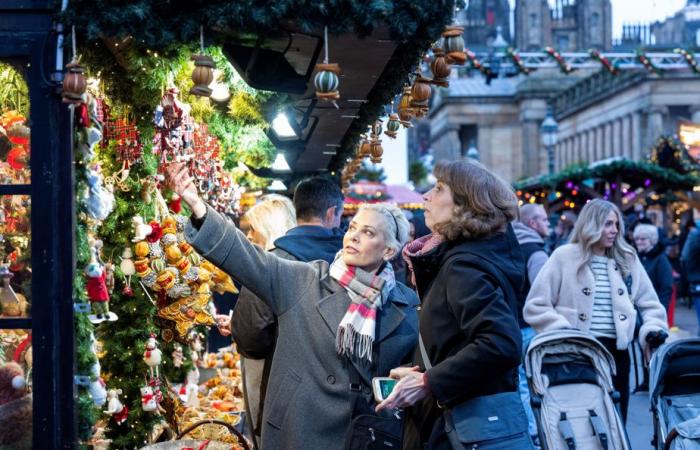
596, 125, 604, 162
612, 118, 622, 157
646, 105, 668, 149
602, 122, 611, 158
631, 111, 642, 160
621, 115, 631, 159
690, 104, 700, 123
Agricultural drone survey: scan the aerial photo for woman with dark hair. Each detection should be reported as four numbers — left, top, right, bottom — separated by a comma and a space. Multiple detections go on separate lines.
378, 159, 532, 450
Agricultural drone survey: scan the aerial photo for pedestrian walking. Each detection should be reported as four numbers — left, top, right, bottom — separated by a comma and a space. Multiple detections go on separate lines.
634, 224, 673, 311
524, 199, 668, 423
681, 218, 700, 336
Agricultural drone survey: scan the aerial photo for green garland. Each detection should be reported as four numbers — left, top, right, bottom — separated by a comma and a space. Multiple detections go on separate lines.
514, 158, 700, 193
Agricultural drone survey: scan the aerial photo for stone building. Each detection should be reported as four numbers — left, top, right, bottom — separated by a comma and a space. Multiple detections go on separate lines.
515, 0, 612, 51
458, 0, 511, 48
651, 0, 700, 48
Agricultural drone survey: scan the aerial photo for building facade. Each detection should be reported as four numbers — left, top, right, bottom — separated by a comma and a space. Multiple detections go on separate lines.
459, 0, 511, 48
515, 0, 612, 51
652, 1, 700, 48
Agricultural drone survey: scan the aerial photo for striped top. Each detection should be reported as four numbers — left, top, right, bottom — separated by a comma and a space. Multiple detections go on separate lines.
588, 255, 617, 338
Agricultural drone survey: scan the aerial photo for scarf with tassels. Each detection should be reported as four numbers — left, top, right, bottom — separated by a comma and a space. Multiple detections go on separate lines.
402, 233, 446, 286
329, 252, 396, 362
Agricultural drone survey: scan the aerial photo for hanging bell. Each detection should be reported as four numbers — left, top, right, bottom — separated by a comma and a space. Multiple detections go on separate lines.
314, 63, 341, 101
190, 54, 215, 97
384, 114, 401, 139
442, 26, 466, 65
62, 59, 87, 104
430, 48, 452, 87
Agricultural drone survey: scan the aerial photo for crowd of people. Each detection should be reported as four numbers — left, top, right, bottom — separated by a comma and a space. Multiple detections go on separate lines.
165, 157, 690, 450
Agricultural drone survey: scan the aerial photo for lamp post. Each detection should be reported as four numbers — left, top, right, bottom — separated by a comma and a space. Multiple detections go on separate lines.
540, 107, 559, 174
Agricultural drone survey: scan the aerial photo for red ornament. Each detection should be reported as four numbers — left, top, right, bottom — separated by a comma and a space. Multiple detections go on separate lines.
121, 285, 134, 297
87, 271, 109, 302
169, 194, 182, 214
7, 146, 27, 170
146, 221, 163, 243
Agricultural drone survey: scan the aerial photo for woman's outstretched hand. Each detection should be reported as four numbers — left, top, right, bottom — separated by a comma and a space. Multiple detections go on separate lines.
375, 370, 430, 412
165, 162, 206, 218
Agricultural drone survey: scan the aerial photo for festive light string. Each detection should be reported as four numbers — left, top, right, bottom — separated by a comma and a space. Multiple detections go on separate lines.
589, 49, 619, 75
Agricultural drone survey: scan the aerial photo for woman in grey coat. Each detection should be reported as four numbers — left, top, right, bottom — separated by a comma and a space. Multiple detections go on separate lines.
167, 163, 419, 450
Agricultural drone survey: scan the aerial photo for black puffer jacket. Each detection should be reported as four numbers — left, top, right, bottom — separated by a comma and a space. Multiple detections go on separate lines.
403, 225, 526, 450
639, 242, 673, 310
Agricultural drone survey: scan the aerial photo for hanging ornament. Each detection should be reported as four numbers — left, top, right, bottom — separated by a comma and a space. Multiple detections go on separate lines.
430, 48, 452, 87
358, 135, 371, 158
140, 381, 164, 413
61, 27, 87, 104
442, 25, 466, 65
172, 344, 184, 368
370, 138, 383, 164
143, 334, 162, 379
104, 388, 129, 425
119, 247, 135, 297
86, 243, 118, 324
314, 27, 341, 104
385, 114, 401, 139
0, 265, 26, 317
190, 27, 215, 97
371, 120, 382, 138
397, 86, 414, 127
410, 74, 432, 117
588, 49, 618, 75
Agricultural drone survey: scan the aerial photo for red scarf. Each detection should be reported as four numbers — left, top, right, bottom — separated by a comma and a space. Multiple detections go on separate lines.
401, 233, 445, 286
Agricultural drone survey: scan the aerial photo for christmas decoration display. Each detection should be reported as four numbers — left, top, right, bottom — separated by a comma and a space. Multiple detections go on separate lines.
314, 26, 341, 103
410, 74, 432, 117
589, 49, 619, 75
87, 333, 107, 407
0, 265, 26, 317
0, 361, 32, 450
62, 28, 87, 104
0, 110, 31, 183
384, 114, 401, 139
397, 86, 414, 126
153, 87, 195, 168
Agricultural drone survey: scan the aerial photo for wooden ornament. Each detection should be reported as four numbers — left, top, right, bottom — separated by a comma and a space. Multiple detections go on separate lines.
190, 54, 215, 97
314, 63, 341, 101
358, 137, 371, 158
430, 48, 452, 87
62, 60, 87, 104
384, 114, 401, 139
410, 75, 432, 108
397, 87, 414, 126
370, 140, 383, 164
442, 26, 466, 65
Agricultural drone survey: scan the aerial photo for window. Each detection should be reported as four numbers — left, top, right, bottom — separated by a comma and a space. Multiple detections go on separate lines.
557, 35, 570, 50
530, 13, 538, 27
591, 12, 600, 28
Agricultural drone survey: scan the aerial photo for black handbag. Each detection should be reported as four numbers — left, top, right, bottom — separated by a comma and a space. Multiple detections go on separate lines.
344, 362, 403, 450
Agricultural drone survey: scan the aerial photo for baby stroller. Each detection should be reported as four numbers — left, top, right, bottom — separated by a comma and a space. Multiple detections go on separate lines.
525, 329, 631, 450
649, 337, 700, 450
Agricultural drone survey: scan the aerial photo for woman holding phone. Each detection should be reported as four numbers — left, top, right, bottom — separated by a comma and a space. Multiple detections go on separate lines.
166, 163, 419, 450
378, 159, 533, 450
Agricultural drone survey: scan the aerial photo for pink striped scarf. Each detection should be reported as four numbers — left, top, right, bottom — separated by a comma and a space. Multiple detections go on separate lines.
329, 252, 396, 362
402, 233, 446, 286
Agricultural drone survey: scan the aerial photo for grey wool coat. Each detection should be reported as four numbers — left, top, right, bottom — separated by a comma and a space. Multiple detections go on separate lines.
185, 206, 419, 450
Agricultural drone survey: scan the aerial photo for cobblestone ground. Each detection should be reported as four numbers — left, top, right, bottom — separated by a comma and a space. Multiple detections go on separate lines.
628, 300, 699, 449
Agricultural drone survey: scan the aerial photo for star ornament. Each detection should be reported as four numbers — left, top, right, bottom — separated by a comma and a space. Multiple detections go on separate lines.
156, 291, 215, 338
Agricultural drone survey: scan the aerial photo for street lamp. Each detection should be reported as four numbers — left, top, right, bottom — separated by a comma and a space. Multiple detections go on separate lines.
540, 107, 559, 174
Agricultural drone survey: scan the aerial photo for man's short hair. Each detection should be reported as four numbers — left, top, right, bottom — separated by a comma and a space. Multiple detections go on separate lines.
293, 176, 344, 222
519, 203, 545, 224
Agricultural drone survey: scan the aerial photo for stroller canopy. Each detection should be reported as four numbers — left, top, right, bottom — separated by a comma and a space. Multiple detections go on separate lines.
649, 337, 700, 407
525, 329, 617, 396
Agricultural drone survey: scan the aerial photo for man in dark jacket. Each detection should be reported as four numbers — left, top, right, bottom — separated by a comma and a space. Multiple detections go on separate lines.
681, 220, 700, 336
229, 176, 344, 446
513, 203, 550, 442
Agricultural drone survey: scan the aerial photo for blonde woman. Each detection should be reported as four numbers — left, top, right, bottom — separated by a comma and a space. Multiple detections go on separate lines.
166, 162, 419, 450
236, 194, 296, 445
524, 199, 668, 422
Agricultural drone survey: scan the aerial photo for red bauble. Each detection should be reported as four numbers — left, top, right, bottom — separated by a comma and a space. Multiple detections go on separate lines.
146, 221, 163, 243
121, 285, 134, 297
7, 146, 27, 170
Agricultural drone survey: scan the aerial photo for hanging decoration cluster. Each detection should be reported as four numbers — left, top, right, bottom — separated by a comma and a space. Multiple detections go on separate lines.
588, 49, 619, 75
544, 46, 573, 74
675, 48, 700, 74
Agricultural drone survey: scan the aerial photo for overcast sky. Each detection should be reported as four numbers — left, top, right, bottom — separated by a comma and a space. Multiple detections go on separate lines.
507, 0, 687, 39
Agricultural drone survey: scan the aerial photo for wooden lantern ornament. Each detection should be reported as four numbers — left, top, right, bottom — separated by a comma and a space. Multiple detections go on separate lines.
315, 27, 341, 102
430, 48, 452, 87
385, 114, 401, 139
62, 59, 87, 104
370, 139, 383, 164
442, 26, 466, 65
190, 55, 215, 97
358, 135, 371, 158
397, 87, 414, 127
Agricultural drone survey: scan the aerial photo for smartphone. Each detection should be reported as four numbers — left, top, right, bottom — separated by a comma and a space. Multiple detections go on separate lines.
372, 377, 397, 403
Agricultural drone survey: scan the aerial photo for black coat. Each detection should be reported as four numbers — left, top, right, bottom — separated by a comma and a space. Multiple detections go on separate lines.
403, 225, 526, 450
639, 243, 674, 309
